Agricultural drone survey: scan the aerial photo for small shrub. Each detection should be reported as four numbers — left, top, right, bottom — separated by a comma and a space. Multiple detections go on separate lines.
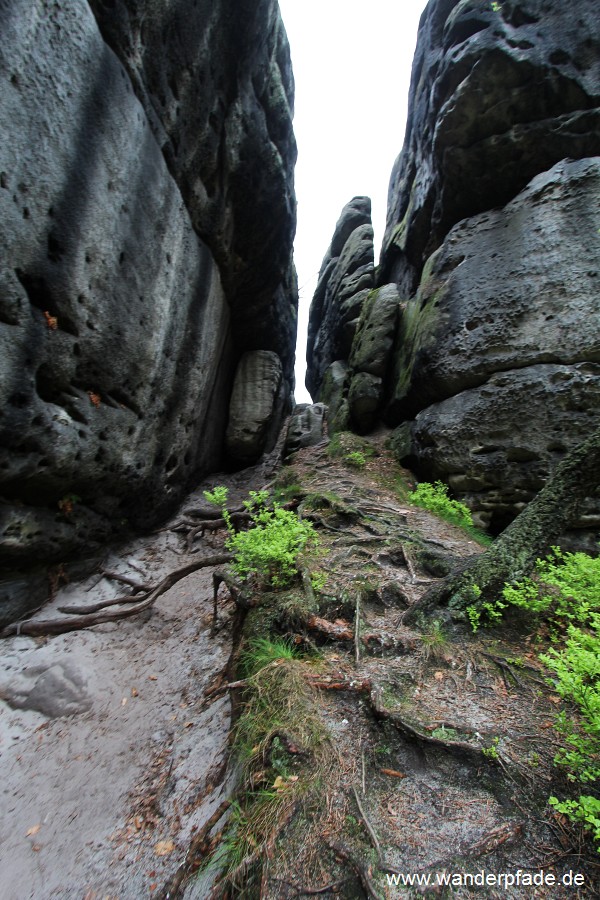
204, 485, 320, 589
345, 450, 366, 469
409, 480, 473, 530
496, 547, 600, 851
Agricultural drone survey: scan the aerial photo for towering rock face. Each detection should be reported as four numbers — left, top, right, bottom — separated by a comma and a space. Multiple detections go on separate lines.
379, 0, 600, 294
306, 197, 374, 401
0, 0, 297, 613
307, 0, 600, 537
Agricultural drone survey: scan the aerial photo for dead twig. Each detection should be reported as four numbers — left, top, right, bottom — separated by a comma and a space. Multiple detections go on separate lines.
352, 785, 382, 864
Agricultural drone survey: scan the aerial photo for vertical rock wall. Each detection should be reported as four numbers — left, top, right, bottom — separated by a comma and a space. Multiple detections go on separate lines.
307, 0, 600, 538
0, 0, 297, 616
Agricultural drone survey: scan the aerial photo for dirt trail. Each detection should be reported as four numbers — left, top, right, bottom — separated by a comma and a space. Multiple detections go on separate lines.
0, 465, 268, 899
1, 431, 597, 899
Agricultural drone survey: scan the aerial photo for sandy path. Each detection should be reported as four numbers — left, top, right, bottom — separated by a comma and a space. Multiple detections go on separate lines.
0, 484, 241, 899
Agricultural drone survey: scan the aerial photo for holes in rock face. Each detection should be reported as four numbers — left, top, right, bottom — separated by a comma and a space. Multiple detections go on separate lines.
507, 38, 535, 50
183, 451, 191, 465
165, 453, 178, 472
119, 251, 125, 265
8, 390, 29, 409
73, 343, 81, 357
10, 73, 19, 87
35, 364, 60, 405
47, 232, 65, 263
504, 6, 539, 27
465, 320, 479, 331
0, 172, 8, 189
443, 15, 489, 49
48, 205, 54, 217
549, 49, 570, 66
23, 207, 30, 219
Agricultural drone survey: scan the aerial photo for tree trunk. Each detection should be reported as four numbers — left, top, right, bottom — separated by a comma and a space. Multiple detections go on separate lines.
403, 424, 600, 623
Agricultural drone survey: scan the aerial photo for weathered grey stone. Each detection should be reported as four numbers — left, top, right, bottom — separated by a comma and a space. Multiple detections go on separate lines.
380, 0, 600, 292
348, 372, 383, 434
284, 404, 327, 456
319, 361, 348, 429
306, 198, 374, 398
399, 363, 600, 535
0, 0, 297, 620
385, 157, 600, 421
0, 660, 92, 718
88, 0, 298, 389
225, 351, 284, 465
349, 284, 400, 377
0, 0, 232, 568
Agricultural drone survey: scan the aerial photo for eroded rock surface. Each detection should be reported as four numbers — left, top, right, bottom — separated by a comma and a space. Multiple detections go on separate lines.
306, 196, 374, 398
379, 0, 600, 293
306, 0, 600, 535
0, 0, 297, 620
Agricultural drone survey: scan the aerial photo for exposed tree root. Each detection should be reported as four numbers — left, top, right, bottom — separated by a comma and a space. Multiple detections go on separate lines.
1, 553, 233, 638
327, 842, 381, 899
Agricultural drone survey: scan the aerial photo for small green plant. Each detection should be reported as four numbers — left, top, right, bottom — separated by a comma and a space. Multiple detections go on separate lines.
409, 480, 473, 530
482, 736, 500, 761
478, 546, 600, 851
549, 795, 600, 848
345, 450, 366, 469
431, 725, 459, 741
204, 486, 320, 589
503, 547, 600, 625
420, 619, 449, 662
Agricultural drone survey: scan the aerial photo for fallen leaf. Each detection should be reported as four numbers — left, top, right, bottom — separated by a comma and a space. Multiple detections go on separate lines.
32, 844, 41, 852
121, 698, 127, 706
434, 671, 444, 681
26, 825, 41, 837
149, 885, 157, 892
380, 768, 406, 779
148, 675, 158, 681
154, 840, 176, 856
549, 695, 562, 705
131, 687, 139, 698
184, 721, 194, 728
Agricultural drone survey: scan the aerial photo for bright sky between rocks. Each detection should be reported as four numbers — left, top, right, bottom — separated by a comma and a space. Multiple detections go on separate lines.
278, 0, 428, 403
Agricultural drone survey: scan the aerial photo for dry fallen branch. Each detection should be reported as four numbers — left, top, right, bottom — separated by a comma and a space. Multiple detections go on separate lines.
1, 553, 233, 638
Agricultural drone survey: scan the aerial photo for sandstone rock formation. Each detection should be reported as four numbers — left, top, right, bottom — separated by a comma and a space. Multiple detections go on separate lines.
307, 0, 600, 537
306, 197, 374, 400
0, 0, 297, 621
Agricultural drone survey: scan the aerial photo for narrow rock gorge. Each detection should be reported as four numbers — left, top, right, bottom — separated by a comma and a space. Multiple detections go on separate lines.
1, 1, 600, 898
307, 0, 600, 540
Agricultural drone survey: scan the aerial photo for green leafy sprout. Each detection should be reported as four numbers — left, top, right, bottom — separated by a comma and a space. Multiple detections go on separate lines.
466, 546, 600, 849
203, 485, 320, 589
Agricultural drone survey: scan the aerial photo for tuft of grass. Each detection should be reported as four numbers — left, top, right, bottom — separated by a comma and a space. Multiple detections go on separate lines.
419, 619, 449, 663
200, 643, 330, 890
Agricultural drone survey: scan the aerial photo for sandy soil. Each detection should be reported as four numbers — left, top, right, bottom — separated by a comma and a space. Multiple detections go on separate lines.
0, 474, 250, 899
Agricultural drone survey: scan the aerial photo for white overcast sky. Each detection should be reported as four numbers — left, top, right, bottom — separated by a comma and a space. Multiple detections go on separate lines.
277, 0, 428, 402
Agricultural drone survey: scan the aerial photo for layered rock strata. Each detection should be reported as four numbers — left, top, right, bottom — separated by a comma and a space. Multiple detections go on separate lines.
0, 0, 297, 620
